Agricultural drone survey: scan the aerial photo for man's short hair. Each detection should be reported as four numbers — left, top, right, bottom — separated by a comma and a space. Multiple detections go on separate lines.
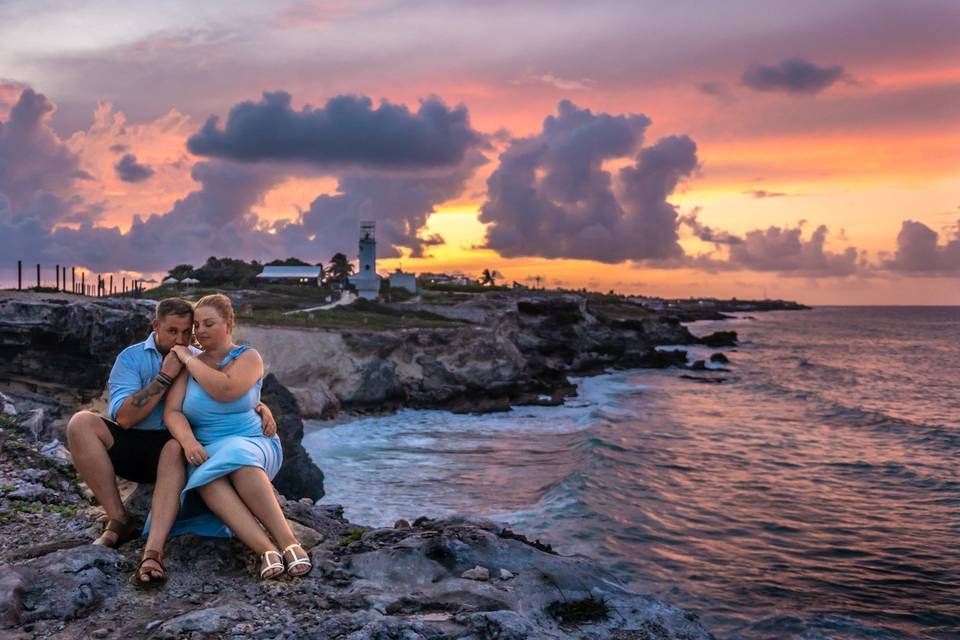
156, 298, 194, 323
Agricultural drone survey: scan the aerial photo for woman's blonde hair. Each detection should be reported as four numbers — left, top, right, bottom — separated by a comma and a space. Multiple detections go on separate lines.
194, 294, 235, 332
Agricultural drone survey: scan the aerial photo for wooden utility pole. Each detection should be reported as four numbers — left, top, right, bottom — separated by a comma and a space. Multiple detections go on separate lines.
36, 264, 40, 289
17, 260, 21, 290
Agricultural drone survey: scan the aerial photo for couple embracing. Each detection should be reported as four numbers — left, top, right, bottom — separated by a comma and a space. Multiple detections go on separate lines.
66, 294, 310, 587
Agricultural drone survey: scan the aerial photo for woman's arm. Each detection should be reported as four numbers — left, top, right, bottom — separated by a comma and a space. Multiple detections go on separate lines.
163, 371, 208, 464
172, 347, 264, 404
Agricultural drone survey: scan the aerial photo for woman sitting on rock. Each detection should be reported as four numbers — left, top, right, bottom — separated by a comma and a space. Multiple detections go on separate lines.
142, 293, 311, 582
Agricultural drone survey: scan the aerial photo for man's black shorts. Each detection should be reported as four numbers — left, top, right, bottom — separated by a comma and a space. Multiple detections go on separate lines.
101, 417, 172, 484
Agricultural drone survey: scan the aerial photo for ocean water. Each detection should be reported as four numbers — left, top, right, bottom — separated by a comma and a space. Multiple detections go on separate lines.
302, 307, 960, 639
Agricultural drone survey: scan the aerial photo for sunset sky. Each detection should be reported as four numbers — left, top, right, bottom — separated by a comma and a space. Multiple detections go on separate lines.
2, 0, 958, 304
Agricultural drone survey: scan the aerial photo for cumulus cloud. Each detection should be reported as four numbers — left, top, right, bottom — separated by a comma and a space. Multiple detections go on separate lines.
741, 58, 848, 95
0, 79, 30, 119
114, 153, 155, 182
277, 151, 486, 260
2, 87, 486, 273
681, 209, 743, 245
882, 219, 960, 274
480, 100, 697, 263
187, 91, 482, 169
2, 160, 286, 274
65, 101, 202, 226
0, 88, 81, 208
704, 223, 860, 276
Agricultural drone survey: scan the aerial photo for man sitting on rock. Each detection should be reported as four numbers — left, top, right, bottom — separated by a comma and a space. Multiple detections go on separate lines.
65, 297, 277, 585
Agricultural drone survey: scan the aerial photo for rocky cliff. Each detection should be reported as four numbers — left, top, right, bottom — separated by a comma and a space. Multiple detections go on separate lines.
0, 292, 719, 637
1, 291, 731, 420
0, 395, 714, 640
0, 294, 155, 404
236, 292, 708, 417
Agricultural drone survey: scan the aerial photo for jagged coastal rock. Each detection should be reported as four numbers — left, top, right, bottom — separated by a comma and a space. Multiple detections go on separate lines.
237, 292, 714, 416
0, 294, 155, 403
0, 405, 713, 639
0, 291, 727, 638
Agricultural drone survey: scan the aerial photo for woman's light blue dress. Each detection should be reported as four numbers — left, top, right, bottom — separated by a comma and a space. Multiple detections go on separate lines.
143, 345, 283, 538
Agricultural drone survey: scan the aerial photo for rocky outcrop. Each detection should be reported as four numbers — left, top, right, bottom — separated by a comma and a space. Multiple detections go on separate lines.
260, 374, 325, 501
236, 323, 570, 415
0, 409, 713, 639
698, 331, 738, 347
0, 292, 720, 419
0, 294, 155, 403
237, 293, 700, 416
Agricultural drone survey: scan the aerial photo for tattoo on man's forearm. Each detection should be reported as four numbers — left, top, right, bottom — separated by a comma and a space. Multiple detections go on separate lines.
130, 380, 167, 408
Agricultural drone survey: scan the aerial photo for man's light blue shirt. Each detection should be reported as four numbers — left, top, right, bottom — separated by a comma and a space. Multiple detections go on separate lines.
107, 334, 198, 431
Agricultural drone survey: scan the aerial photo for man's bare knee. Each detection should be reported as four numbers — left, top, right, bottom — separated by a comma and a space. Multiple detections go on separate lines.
159, 439, 183, 462
66, 411, 113, 450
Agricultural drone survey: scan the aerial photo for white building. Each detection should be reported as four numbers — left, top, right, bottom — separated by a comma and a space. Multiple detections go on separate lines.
349, 221, 381, 300
256, 265, 323, 286
388, 270, 417, 293
420, 272, 476, 286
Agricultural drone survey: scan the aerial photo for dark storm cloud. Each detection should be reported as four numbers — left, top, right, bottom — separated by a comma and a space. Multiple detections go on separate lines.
882, 219, 960, 274
741, 58, 847, 95
479, 100, 696, 263
187, 91, 483, 169
114, 153, 155, 182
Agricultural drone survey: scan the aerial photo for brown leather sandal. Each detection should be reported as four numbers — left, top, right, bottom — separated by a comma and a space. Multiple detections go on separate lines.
93, 517, 139, 548
130, 549, 167, 589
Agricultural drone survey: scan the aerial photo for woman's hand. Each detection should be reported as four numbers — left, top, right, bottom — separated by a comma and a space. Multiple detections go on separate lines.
256, 402, 277, 437
170, 345, 194, 364
183, 439, 209, 466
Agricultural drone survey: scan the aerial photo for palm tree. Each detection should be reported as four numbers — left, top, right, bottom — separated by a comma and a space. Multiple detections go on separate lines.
326, 252, 355, 286
480, 269, 503, 286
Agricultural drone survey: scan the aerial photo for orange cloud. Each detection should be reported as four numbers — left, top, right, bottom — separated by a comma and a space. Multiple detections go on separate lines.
65, 102, 199, 230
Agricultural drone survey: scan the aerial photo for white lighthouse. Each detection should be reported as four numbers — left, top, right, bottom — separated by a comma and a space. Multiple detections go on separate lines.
354, 221, 381, 300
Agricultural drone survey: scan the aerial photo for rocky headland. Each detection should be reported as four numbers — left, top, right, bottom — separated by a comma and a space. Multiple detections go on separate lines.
234, 291, 740, 418
0, 290, 743, 638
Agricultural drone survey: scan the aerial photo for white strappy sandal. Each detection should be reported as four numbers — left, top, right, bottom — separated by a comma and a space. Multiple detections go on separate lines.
260, 549, 285, 580
282, 542, 313, 577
